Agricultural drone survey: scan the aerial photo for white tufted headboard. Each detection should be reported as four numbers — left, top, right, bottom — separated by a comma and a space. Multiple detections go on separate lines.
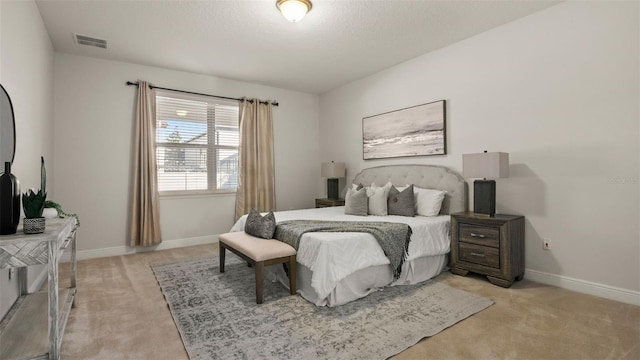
349, 165, 466, 215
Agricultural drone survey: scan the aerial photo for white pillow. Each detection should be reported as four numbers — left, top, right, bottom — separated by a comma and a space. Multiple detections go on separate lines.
371, 182, 393, 190
414, 186, 446, 216
367, 182, 392, 216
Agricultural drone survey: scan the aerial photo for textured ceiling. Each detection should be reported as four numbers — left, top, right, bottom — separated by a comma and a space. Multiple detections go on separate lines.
35, 0, 560, 94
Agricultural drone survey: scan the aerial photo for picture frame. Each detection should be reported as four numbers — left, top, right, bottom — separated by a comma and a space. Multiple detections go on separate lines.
362, 99, 446, 160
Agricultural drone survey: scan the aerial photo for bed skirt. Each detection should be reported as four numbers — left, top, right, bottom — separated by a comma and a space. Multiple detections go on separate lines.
267, 254, 448, 307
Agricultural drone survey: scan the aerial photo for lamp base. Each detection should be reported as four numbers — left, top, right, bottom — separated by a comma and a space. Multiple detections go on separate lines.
327, 179, 339, 199
474, 180, 496, 216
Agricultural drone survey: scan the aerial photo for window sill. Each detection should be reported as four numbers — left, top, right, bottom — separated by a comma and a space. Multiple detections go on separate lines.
159, 190, 237, 199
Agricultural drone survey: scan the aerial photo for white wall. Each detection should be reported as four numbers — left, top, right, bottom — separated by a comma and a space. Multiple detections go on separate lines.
0, 0, 54, 318
319, 2, 639, 302
53, 54, 319, 255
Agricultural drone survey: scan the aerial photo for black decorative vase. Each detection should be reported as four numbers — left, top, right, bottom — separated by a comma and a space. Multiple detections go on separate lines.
0, 161, 20, 235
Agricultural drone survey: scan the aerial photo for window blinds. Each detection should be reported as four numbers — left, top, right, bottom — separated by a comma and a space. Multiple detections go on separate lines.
155, 91, 239, 192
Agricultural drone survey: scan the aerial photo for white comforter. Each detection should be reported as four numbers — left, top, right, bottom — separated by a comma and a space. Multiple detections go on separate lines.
230, 206, 450, 300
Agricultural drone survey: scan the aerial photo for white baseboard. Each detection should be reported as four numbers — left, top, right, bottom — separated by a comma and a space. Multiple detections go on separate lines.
525, 268, 640, 306
61, 234, 219, 262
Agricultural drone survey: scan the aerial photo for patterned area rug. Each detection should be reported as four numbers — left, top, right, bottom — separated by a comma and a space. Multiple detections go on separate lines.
152, 255, 493, 360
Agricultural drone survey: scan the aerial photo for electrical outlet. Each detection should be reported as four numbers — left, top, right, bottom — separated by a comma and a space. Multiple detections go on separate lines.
543, 238, 551, 250
9, 268, 15, 280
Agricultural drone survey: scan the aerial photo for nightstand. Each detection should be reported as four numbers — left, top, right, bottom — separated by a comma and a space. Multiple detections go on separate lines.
450, 212, 525, 287
315, 198, 345, 208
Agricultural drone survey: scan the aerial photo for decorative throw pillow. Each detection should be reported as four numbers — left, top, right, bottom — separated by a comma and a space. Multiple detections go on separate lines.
344, 183, 363, 199
367, 182, 392, 216
414, 186, 446, 216
345, 188, 368, 216
388, 184, 415, 217
244, 208, 276, 239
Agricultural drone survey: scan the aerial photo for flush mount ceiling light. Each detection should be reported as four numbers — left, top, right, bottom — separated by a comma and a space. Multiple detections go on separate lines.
276, 0, 312, 23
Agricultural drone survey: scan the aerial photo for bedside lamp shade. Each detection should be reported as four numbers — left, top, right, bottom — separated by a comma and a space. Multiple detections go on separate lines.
321, 162, 345, 179
463, 152, 509, 179
321, 162, 345, 199
463, 152, 509, 216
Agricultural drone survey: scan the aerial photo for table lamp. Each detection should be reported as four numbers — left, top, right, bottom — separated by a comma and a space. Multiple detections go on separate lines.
321, 161, 345, 200
462, 151, 509, 216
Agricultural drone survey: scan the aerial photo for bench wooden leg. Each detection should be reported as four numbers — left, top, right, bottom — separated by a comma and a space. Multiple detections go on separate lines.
219, 242, 225, 273
288, 255, 296, 295
255, 261, 264, 304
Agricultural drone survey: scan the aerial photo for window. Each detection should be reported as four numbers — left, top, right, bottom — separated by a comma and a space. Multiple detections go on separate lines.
155, 90, 239, 194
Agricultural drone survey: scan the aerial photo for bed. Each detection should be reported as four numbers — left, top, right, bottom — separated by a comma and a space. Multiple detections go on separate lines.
230, 165, 466, 306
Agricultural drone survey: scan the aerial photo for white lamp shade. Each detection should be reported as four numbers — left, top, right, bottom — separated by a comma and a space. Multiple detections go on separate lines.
463, 152, 509, 179
321, 162, 345, 179
277, 0, 311, 22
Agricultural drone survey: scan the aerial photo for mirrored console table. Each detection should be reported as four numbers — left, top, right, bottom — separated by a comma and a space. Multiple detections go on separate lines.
0, 218, 78, 360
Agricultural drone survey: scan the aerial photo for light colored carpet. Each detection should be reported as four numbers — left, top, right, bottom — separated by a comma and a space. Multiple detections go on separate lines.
57, 244, 640, 359
152, 254, 493, 360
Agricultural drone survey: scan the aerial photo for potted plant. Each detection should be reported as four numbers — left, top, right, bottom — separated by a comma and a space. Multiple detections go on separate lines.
22, 157, 47, 234
42, 202, 58, 219
43, 200, 80, 226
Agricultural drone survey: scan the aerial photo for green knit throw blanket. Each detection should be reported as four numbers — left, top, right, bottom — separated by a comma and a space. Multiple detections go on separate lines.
274, 220, 412, 279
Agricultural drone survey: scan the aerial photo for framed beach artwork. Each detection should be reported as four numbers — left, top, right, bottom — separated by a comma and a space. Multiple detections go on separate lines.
362, 100, 446, 160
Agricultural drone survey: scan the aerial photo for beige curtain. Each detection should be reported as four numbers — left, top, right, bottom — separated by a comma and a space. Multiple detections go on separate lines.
129, 81, 162, 246
235, 99, 275, 220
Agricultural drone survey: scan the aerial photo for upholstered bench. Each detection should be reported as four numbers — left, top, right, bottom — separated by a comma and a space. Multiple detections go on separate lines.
218, 231, 297, 304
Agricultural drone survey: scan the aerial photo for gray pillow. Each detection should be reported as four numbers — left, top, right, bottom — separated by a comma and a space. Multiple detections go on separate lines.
345, 188, 368, 216
244, 208, 276, 239
388, 185, 415, 217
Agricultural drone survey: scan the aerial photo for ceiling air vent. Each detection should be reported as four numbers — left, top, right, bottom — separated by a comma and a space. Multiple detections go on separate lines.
74, 34, 107, 49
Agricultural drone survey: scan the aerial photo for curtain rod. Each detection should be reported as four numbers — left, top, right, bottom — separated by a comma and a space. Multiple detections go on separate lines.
125, 81, 279, 106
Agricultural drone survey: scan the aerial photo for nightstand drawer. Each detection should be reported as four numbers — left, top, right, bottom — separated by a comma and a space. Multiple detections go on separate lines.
459, 243, 500, 268
459, 224, 499, 248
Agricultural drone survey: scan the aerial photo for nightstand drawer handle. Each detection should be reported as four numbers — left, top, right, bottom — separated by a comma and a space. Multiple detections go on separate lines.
470, 233, 486, 239
470, 252, 485, 258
